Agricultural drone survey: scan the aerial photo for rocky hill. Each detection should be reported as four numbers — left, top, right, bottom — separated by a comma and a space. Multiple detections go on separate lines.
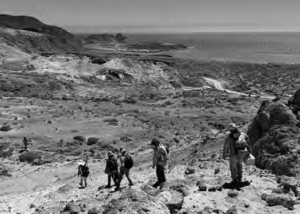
84, 33, 127, 44
0, 15, 81, 56
0, 14, 73, 38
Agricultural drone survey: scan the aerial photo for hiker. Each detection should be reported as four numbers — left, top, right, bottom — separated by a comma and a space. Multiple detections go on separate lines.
115, 148, 134, 191
150, 138, 168, 188
23, 137, 28, 151
223, 123, 252, 183
78, 157, 90, 188
104, 151, 119, 188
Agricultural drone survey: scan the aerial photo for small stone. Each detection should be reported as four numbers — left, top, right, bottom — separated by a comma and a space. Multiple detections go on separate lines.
228, 190, 239, 197
214, 168, 220, 175
198, 185, 207, 191
185, 167, 196, 175
226, 205, 238, 214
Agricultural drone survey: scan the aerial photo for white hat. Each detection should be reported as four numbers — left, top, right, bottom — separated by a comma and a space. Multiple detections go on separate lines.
226, 123, 237, 131
77, 160, 85, 166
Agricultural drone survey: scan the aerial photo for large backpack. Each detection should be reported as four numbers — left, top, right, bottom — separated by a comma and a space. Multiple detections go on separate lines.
234, 133, 248, 151
124, 154, 134, 169
109, 157, 118, 171
80, 165, 90, 177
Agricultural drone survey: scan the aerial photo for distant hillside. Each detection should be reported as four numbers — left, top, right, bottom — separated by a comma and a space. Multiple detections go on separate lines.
0, 15, 81, 54
0, 14, 73, 38
84, 33, 127, 44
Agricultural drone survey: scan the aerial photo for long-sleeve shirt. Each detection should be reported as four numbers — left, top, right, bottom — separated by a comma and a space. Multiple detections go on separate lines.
153, 145, 168, 168
223, 132, 251, 159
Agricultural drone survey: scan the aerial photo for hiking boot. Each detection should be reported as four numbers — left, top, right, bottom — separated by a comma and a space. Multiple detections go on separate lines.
129, 183, 134, 186
115, 187, 120, 191
105, 185, 112, 188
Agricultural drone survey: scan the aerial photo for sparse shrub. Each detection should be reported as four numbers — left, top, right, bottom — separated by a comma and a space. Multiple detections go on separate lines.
120, 135, 132, 142
19, 152, 41, 163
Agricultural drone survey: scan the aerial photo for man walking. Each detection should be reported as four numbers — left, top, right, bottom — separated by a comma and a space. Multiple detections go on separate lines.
104, 151, 119, 188
115, 148, 134, 191
223, 123, 252, 184
150, 138, 168, 188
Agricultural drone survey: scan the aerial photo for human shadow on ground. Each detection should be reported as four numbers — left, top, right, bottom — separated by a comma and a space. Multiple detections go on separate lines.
222, 181, 251, 190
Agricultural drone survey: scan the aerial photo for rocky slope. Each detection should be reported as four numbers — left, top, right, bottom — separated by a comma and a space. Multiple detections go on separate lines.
0, 15, 300, 213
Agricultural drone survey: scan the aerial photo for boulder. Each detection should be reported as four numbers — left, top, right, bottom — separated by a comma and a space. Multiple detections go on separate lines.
161, 180, 190, 196
88, 207, 101, 214
73, 136, 86, 143
0, 144, 14, 158
61, 201, 80, 214
0, 124, 12, 132
87, 137, 99, 146
261, 193, 297, 210
226, 205, 238, 214
19, 151, 42, 163
102, 188, 169, 214
247, 100, 300, 176
156, 190, 184, 213
184, 167, 195, 175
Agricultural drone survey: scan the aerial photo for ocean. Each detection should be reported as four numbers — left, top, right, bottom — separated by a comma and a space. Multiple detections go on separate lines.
127, 32, 300, 64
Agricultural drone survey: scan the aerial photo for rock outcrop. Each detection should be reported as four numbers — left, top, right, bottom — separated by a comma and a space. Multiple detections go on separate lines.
84, 33, 127, 44
247, 99, 300, 176
102, 188, 170, 214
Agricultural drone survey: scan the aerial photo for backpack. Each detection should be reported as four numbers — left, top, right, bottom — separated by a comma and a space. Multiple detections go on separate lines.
124, 154, 134, 169
108, 157, 118, 171
80, 165, 90, 177
162, 144, 170, 155
234, 133, 248, 150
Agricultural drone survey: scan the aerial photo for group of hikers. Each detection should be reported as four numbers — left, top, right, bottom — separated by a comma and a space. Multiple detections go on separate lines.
77, 122, 254, 190
77, 138, 170, 191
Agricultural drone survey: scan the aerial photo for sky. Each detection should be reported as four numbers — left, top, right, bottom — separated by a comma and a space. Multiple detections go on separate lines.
1, 0, 300, 33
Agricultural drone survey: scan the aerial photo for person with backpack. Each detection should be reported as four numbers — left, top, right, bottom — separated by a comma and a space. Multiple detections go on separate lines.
78, 157, 90, 188
150, 138, 169, 188
115, 148, 134, 191
223, 123, 252, 184
104, 151, 119, 188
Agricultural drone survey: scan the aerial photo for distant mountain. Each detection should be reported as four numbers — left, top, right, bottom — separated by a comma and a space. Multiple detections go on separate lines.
0, 14, 73, 38
84, 33, 127, 44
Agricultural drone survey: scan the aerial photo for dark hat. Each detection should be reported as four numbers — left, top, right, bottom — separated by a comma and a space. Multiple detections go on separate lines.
150, 138, 160, 146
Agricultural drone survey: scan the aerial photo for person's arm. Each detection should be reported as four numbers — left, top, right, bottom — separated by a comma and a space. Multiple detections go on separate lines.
223, 137, 229, 159
246, 135, 252, 154
104, 160, 109, 174
153, 151, 157, 168
78, 166, 81, 177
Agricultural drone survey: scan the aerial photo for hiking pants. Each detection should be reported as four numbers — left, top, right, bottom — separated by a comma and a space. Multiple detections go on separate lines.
156, 165, 166, 184
117, 167, 133, 188
80, 176, 87, 187
107, 171, 118, 186
229, 150, 247, 181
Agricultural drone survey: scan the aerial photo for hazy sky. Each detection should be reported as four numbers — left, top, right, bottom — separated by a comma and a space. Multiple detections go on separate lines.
1, 0, 300, 32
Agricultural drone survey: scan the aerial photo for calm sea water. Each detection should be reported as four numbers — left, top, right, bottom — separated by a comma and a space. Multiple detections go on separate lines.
127, 33, 300, 64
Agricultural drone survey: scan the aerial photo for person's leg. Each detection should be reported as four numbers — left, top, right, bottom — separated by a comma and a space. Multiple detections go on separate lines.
115, 169, 124, 190
124, 168, 133, 186
84, 177, 87, 187
106, 173, 111, 187
152, 166, 160, 188
237, 161, 243, 182
158, 165, 166, 183
229, 156, 238, 183
79, 175, 83, 186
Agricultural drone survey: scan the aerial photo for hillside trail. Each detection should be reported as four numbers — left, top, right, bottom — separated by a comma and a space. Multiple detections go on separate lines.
1, 146, 300, 213
183, 76, 277, 99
